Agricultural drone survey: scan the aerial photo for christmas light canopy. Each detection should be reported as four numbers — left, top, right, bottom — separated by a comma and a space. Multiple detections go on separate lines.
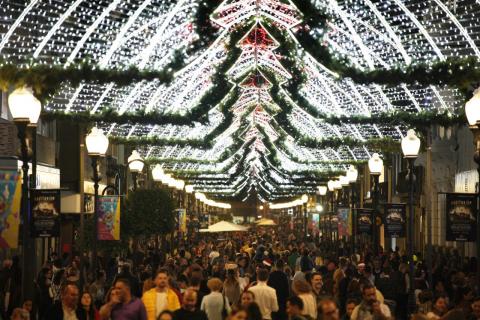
1, 0, 478, 201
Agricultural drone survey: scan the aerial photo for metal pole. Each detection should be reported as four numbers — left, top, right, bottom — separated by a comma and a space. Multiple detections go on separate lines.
304, 203, 308, 240
91, 157, 100, 273
351, 183, 356, 255
132, 172, 137, 191
407, 158, 416, 316
372, 174, 380, 256
17, 122, 34, 301
473, 128, 480, 295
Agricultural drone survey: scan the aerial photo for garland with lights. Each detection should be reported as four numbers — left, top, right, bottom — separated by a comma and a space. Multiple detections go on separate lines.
0, 52, 185, 102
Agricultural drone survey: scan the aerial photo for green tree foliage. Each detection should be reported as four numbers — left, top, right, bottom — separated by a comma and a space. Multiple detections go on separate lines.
123, 188, 175, 238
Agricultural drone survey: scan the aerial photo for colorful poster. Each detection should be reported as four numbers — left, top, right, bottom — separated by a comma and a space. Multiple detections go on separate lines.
97, 196, 121, 240
384, 203, 406, 238
446, 193, 477, 242
356, 208, 373, 235
177, 208, 187, 233
31, 189, 60, 237
0, 170, 21, 248
337, 207, 349, 237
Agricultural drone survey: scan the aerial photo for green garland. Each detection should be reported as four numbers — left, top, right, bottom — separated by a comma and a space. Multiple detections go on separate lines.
110, 136, 210, 149
0, 52, 185, 102
42, 108, 208, 126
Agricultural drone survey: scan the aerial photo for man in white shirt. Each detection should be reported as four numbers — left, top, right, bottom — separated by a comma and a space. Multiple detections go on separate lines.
249, 268, 279, 320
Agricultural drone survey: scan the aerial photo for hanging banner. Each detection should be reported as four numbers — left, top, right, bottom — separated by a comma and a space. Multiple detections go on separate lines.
0, 170, 21, 249
446, 193, 477, 242
31, 189, 60, 237
337, 207, 349, 238
356, 208, 373, 235
384, 203, 406, 238
97, 196, 121, 240
176, 208, 187, 233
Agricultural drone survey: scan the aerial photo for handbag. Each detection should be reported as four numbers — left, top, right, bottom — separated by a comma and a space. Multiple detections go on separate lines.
221, 294, 228, 319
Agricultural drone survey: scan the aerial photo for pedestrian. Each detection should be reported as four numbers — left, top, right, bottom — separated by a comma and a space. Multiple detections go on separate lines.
43, 282, 80, 320
172, 288, 207, 320
248, 268, 279, 320
99, 278, 147, 320
142, 269, 181, 320
285, 296, 309, 320
268, 259, 289, 320
318, 299, 340, 320
77, 292, 99, 320
350, 284, 392, 320
291, 280, 316, 320
224, 269, 241, 307
239, 291, 255, 309
201, 278, 230, 320
341, 299, 358, 320
157, 310, 174, 320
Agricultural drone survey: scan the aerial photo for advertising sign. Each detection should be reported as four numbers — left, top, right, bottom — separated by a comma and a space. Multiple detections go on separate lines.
97, 196, 121, 240
384, 203, 406, 238
446, 193, 477, 241
31, 189, 60, 237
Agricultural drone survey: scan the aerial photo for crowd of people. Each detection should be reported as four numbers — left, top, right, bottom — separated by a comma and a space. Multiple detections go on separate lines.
0, 229, 479, 320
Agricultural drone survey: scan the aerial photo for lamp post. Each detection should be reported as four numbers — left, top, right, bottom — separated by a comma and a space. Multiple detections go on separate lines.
127, 150, 144, 191
327, 180, 335, 242
368, 153, 383, 256
318, 186, 327, 239
401, 129, 421, 316
465, 89, 480, 295
8, 86, 41, 301
85, 127, 109, 273
301, 194, 309, 239
347, 165, 359, 255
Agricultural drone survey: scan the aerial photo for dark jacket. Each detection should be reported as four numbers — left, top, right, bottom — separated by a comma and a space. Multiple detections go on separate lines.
43, 301, 80, 320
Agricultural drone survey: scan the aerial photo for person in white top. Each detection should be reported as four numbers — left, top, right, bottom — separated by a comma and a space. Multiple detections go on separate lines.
201, 278, 231, 320
248, 269, 279, 320
292, 280, 317, 320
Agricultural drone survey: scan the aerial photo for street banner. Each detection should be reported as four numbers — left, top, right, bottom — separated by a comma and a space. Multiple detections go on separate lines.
31, 189, 60, 237
337, 207, 349, 237
384, 203, 406, 238
177, 208, 187, 233
446, 193, 477, 241
97, 196, 121, 240
356, 208, 373, 235
0, 170, 21, 248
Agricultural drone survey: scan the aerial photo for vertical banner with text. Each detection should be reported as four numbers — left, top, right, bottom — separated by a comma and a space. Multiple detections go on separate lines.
356, 208, 373, 235
384, 203, 406, 238
177, 208, 187, 233
31, 189, 60, 237
0, 170, 21, 248
337, 207, 349, 237
97, 196, 121, 240
446, 193, 477, 242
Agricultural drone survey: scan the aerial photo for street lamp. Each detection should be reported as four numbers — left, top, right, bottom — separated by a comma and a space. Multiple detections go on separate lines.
368, 153, 383, 256
347, 165, 358, 254
8, 86, 41, 301
466, 90, 480, 297
127, 150, 144, 191
85, 127, 109, 272
401, 129, 420, 316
